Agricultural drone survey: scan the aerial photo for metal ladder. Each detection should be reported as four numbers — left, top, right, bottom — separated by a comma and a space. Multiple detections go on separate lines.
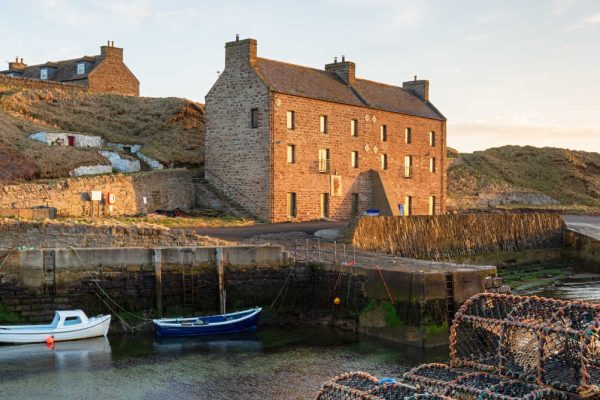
43, 250, 56, 296
444, 273, 455, 326
182, 265, 194, 307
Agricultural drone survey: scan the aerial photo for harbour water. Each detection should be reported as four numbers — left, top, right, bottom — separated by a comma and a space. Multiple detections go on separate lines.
0, 327, 448, 400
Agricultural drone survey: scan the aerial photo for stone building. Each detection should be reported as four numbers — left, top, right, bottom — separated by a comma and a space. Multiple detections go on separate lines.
205, 36, 447, 222
0, 41, 139, 96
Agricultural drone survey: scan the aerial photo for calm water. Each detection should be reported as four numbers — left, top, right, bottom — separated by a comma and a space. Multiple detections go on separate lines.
0, 328, 448, 400
533, 272, 600, 303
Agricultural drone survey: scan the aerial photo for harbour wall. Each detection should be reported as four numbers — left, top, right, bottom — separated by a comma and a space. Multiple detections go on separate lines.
0, 245, 497, 347
352, 214, 565, 259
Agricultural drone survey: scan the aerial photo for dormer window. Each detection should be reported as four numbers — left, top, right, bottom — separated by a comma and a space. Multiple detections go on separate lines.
77, 63, 85, 75
40, 69, 48, 80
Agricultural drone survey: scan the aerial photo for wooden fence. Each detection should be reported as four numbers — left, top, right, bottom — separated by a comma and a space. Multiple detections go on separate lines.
352, 214, 565, 259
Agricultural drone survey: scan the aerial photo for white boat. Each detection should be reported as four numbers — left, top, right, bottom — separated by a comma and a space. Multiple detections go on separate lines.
0, 310, 111, 344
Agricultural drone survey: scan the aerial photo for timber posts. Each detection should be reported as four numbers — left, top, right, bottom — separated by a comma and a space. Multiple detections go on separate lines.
216, 247, 227, 314
153, 248, 163, 318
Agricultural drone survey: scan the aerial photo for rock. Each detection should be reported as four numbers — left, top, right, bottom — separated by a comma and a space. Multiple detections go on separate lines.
314, 229, 341, 241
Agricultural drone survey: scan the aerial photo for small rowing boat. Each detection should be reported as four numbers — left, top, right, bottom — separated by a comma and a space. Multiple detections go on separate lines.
153, 307, 262, 337
0, 310, 111, 344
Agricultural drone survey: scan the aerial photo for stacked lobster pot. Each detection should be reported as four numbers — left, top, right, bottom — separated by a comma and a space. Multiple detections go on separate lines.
316, 293, 600, 399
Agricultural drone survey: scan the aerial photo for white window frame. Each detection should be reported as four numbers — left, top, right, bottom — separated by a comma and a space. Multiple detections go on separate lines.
287, 145, 296, 163
351, 119, 358, 137
77, 63, 85, 75
381, 153, 388, 170
319, 115, 328, 134
429, 196, 436, 215
286, 111, 295, 130
404, 155, 413, 177
351, 151, 359, 168
318, 148, 330, 172
380, 125, 387, 142
405, 128, 412, 144
429, 131, 436, 147
40, 68, 48, 80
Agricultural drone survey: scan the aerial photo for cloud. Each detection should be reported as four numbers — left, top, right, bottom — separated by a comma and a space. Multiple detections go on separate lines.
582, 13, 600, 24
551, 0, 576, 16
331, 0, 427, 29
448, 121, 600, 153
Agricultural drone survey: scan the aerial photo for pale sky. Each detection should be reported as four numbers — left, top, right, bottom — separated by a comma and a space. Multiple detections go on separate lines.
1, 0, 599, 153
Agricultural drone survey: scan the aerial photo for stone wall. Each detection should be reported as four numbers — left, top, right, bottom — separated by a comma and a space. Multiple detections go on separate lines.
272, 93, 447, 222
29, 132, 104, 148
87, 45, 139, 96
0, 219, 215, 248
205, 38, 272, 220
0, 75, 85, 92
352, 214, 565, 259
0, 169, 194, 217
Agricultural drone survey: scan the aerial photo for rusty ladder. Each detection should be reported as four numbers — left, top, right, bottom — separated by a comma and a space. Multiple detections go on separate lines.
43, 250, 56, 296
182, 265, 194, 307
444, 272, 455, 326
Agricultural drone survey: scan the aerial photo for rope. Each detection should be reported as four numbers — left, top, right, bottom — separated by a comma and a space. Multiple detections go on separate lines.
0, 248, 17, 270
376, 265, 395, 305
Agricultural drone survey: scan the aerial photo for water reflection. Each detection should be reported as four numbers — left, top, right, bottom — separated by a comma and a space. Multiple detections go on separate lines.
533, 273, 600, 303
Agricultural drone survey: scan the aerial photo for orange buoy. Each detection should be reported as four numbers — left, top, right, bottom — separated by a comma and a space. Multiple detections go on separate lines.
333, 297, 341, 305
46, 336, 54, 346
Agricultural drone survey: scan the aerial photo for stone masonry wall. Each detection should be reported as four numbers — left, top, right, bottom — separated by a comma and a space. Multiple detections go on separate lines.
205, 39, 271, 220
0, 219, 215, 248
0, 75, 85, 92
0, 169, 194, 217
87, 46, 139, 96
272, 93, 447, 222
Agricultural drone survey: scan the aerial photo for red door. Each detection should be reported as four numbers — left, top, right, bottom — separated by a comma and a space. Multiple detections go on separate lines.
68, 136, 75, 146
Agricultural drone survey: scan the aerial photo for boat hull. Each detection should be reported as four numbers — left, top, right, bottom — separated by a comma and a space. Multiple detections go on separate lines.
153, 308, 261, 338
0, 315, 111, 344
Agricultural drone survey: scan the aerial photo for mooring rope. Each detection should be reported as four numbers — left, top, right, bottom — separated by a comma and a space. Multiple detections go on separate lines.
376, 265, 395, 305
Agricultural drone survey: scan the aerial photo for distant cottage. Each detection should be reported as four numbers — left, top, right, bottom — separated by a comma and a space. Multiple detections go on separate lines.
205, 36, 447, 222
0, 41, 139, 96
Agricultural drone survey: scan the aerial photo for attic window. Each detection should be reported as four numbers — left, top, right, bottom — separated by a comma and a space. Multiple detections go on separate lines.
40, 69, 48, 80
77, 63, 85, 75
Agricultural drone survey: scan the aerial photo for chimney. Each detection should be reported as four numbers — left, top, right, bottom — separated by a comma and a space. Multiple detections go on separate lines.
8, 57, 27, 72
325, 56, 356, 85
225, 36, 257, 69
402, 77, 430, 101
100, 40, 123, 60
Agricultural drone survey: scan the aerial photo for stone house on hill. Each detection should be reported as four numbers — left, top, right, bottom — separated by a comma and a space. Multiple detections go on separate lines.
1, 41, 139, 96
205, 36, 447, 222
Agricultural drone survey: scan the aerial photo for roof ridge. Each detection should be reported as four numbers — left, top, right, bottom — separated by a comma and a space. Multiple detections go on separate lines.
355, 77, 405, 91
17, 55, 100, 69
257, 57, 329, 74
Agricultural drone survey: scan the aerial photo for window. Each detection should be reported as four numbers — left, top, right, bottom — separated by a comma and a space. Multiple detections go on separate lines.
351, 151, 359, 168
350, 119, 358, 137
318, 148, 330, 172
64, 316, 82, 326
251, 108, 259, 129
77, 63, 85, 75
430, 157, 436, 173
287, 145, 296, 163
351, 193, 359, 216
320, 193, 330, 218
319, 115, 328, 133
404, 155, 413, 177
286, 111, 295, 129
429, 196, 436, 216
429, 131, 436, 147
405, 128, 412, 144
405, 196, 412, 216
40, 68, 48, 80
286, 192, 297, 218
380, 125, 387, 142
381, 154, 388, 170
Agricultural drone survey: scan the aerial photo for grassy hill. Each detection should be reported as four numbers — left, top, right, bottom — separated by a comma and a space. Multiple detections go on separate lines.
448, 145, 600, 212
0, 82, 204, 180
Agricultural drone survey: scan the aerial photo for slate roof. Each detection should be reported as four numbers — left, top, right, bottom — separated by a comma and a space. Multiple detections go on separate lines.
254, 58, 445, 121
0, 56, 100, 83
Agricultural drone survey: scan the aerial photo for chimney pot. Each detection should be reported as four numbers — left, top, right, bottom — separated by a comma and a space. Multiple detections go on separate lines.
15, 57, 18, 62
107, 40, 110, 46
236, 34, 239, 42
342, 55, 345, 62
414, 75, 417, 81
334, 57, 337, 63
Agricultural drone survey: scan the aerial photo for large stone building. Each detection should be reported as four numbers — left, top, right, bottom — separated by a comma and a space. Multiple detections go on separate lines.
205, 36, 447, 222
0, 41, 139, 96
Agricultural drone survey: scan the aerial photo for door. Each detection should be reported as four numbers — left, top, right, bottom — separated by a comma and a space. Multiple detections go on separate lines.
68, 135, 75, 146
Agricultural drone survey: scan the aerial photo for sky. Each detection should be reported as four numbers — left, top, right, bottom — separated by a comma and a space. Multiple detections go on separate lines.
1, 0, 599, 153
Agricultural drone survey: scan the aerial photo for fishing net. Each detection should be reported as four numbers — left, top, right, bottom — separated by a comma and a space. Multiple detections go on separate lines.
317, 293, 600, 399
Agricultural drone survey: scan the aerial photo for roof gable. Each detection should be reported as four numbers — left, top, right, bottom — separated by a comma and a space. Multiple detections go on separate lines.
1, 56, 100, 82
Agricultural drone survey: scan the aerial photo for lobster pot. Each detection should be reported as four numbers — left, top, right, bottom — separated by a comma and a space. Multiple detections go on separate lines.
403, 364, 566, 400
450, 293, 600, 396
315, 371, 425, 400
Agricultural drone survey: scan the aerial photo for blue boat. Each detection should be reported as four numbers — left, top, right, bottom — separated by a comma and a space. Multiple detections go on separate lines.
152, 308, 262, 337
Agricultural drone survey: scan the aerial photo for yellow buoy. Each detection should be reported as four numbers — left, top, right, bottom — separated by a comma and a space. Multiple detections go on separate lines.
333, 297, 341, 305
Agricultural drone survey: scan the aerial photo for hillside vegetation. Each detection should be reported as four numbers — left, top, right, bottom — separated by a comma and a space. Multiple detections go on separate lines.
448, 145, 600, 212
0, 83, 204, 180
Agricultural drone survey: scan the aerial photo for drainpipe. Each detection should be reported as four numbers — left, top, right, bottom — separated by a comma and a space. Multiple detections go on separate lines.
269, 92, 275, 222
